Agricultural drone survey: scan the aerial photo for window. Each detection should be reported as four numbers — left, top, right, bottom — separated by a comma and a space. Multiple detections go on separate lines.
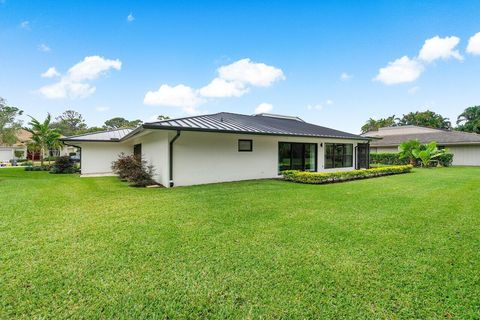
325, 143, 353, 168
133, 144, 142, 159
238, 139, 253, 152
278, 142, 317, 172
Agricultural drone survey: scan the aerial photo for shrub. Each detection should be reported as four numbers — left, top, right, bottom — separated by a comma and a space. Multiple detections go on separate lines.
282, 165, 413, 184
24, 165, 51, 171
370, 153, 409, 165
111, 153, 157, 187
50, 156, 77, 174
14, 150, 25, 159
437, 153, 454, 167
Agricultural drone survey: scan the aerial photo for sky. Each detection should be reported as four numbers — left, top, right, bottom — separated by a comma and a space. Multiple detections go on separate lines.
1, 0, 480, 134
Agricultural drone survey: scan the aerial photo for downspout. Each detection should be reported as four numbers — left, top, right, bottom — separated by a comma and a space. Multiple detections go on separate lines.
63, 142, 82, 174
169, 130, 181, 187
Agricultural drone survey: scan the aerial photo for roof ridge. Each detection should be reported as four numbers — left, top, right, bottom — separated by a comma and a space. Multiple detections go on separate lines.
62, 127, 134, 139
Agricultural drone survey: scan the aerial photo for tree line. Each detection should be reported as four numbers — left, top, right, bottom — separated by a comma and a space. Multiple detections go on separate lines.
361, 107, 480, 134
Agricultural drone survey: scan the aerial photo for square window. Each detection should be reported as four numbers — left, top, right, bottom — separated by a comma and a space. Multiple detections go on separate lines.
238, 139, 253, 152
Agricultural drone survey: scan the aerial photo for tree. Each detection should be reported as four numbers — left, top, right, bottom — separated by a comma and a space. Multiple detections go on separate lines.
398, 110, 451, 130
361, 115, 396, 133
412, 141, 446, 167
0, 97, 23, 146
456, 106, 480, 134
157, 115, 170, 121
25, 114, 61, 166
398, 139, 421, 165
50, 110, 87, 136
103, 117, 143, 129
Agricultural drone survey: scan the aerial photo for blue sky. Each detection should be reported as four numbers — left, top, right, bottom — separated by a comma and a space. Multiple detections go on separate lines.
1, 0, 480, 133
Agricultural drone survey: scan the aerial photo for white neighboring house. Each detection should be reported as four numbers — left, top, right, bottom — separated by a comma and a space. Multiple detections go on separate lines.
363, 125, 480, 166
61, 112, 371, 187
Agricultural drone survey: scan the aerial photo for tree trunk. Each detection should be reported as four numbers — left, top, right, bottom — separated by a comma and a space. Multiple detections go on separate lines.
40, 146, 44, 167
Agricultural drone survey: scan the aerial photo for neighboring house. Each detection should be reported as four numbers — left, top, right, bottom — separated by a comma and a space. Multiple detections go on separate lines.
62, 112, 371, 187
363, 125, 480, 166
0, 129, 30, 162
0, 129, 76, 162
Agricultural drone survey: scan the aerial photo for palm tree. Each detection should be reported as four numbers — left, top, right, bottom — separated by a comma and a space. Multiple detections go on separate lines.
25, 114, 61, 167
456, 106, 480, 134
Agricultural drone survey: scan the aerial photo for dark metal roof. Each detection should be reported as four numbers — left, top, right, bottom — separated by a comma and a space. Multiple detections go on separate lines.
370, 130, 480, 147
61, 128, 134, 142
142, 112, 367, 140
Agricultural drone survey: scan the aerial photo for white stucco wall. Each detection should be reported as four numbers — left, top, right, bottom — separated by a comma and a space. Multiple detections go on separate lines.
370, 146, 398, 153
129, 131, 170, 187
0, 148, 13, 162
76, 142, 133, 176
448, 145, 480, 166
171, 131, 363, 187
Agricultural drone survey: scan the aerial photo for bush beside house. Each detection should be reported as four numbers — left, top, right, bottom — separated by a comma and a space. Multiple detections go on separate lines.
111, 153, 158, 187
282, 165, 413, 184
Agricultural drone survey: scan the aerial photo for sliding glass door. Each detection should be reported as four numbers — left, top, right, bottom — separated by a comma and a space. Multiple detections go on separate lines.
278, 142, 317, 172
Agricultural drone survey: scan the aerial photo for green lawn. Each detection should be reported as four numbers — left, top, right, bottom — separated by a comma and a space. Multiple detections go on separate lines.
1, 167, 479, 319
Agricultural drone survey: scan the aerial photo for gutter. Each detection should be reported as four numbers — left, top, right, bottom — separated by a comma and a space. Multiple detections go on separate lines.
169, 130, 181, 187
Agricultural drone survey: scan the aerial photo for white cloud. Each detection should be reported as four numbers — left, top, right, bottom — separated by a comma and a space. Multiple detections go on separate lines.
374, 56, 424, 85
326, 99, 333, 105
199, 78, 247, 98
467, 32, 480, 55
41, 67, 60, 78
418, 36, 463, 63
254, 102, 273, 114
307, 104, 323, 110
408, 86, 420, 94
38, 43, 51, 52
145, 58, 284, 114
67, 56, 121, 82
127, 13, 135, 22
20, 21, 30, 30
340, 72, 353, 81
144, 84, 204, 115
39, 56, 122, 99
218, 58, 285, 87
96, 106, 110, 112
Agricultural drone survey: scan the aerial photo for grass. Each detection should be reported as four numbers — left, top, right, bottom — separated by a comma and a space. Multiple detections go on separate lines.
1, 167, 479, 319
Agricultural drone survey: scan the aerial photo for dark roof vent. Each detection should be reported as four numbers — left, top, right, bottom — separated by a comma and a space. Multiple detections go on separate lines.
110, 137, 119, 141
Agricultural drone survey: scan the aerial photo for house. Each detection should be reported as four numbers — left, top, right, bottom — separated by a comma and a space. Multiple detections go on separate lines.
0, 129, 76, 163
62, 112, 371, 187
0, 129, 30, 162
363, 125, 480, 166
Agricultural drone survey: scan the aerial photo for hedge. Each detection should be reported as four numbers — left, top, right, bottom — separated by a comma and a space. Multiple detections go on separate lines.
370, 153, 408, 165
282, 165, 413, 184
370, 152, 454, 167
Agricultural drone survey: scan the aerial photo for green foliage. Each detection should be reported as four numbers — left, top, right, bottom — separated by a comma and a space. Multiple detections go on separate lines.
50, 156, 77, 174
14, 150, 25, 159
282, 165, 413, 184
25, 114, 62, 167
111, 153, 156, 187
0, 97, 23, 145
397, 110, 451, 129
50, 110, 88, 136
398, 139, 422, 165
157, 115, 171, 121
361, 115, 396, 133
456, 105, 480, 134
370, 153, 409, 165
436, 153, 454, 167
411, 141, 445, 167
104, 117, 143, 129
24, 165, 51, 171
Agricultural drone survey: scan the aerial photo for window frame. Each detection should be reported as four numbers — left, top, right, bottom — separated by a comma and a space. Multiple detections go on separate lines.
238, 139, 253, 152
324, 143, 354, 169
278, 142, 318, 172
